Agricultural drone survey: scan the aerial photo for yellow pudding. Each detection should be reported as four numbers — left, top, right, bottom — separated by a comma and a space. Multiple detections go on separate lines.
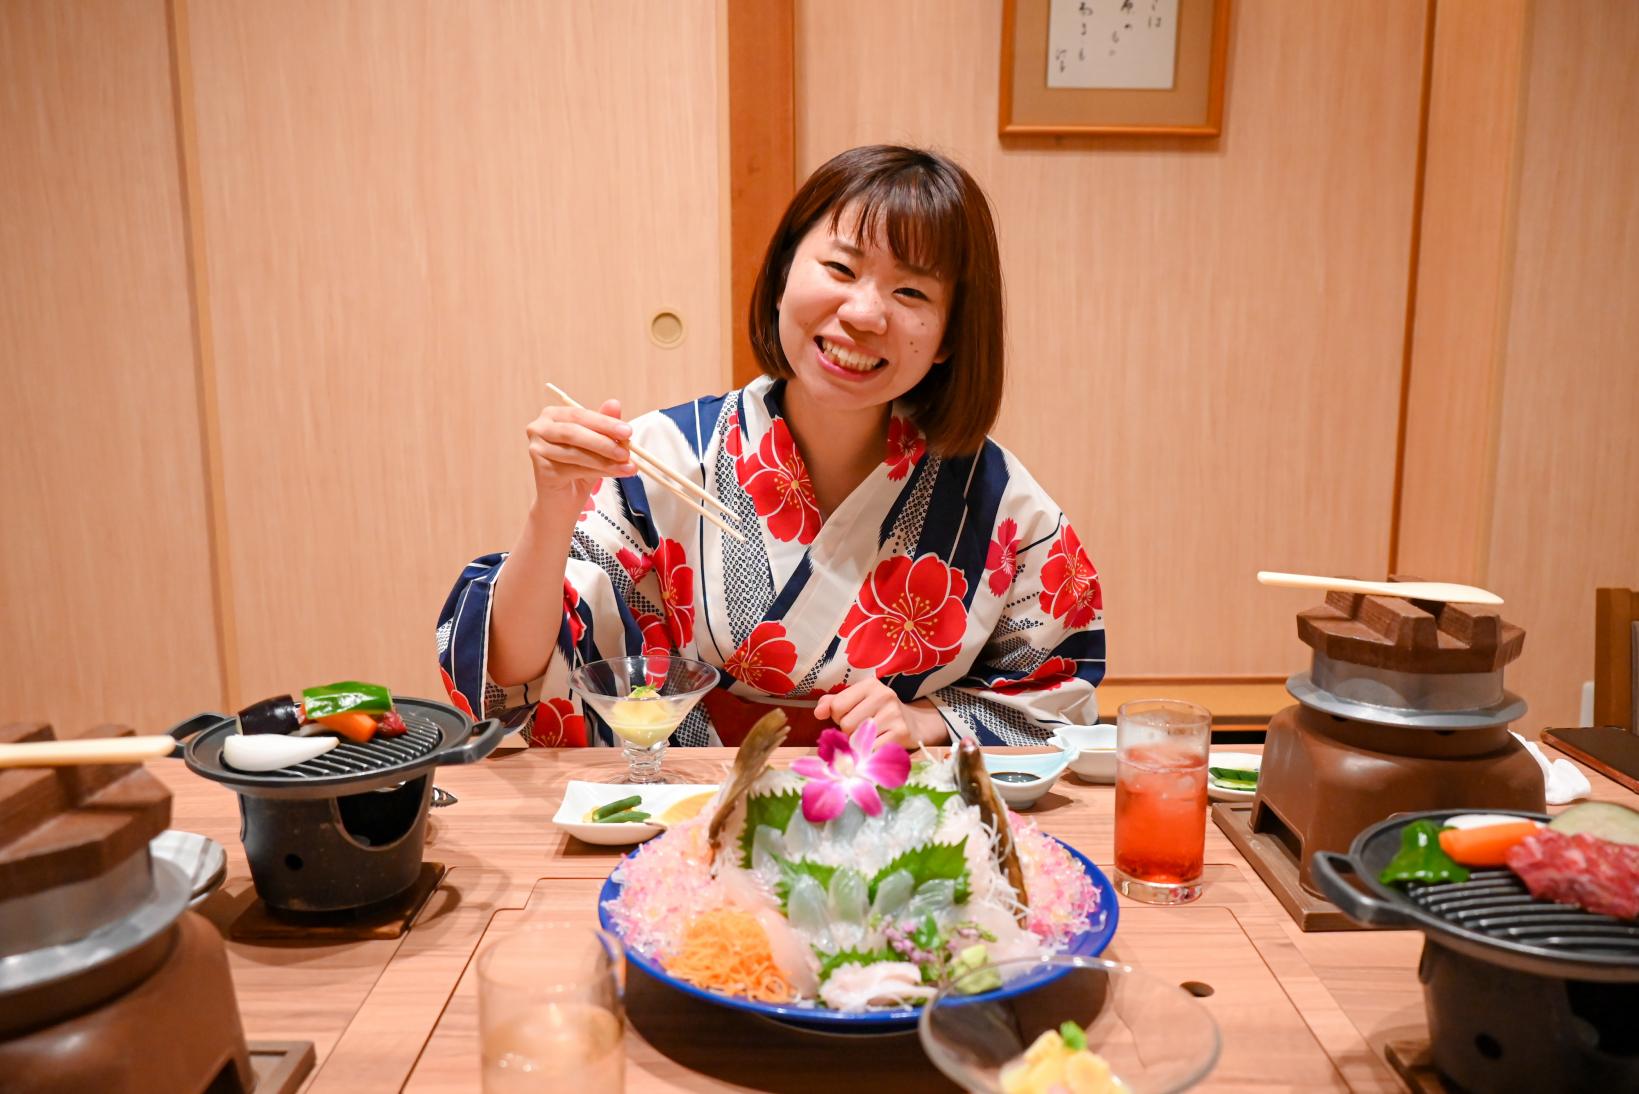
604, 697, 678, 748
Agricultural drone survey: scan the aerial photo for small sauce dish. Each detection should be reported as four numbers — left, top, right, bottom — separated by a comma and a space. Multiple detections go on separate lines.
1053, 725, 1118, 783
981, 748, 1070, 810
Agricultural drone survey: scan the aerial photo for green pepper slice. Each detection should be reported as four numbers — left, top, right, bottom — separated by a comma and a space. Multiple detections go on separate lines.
301, 681, 394, 720
1378, 819, 1470, 887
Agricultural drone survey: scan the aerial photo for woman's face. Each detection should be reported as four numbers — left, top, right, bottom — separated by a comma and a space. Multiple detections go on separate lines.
776, 206, 954, 415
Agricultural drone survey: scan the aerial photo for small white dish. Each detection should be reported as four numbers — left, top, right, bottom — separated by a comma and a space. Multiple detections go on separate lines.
552, 780, 720, 846
1054, 725, 1118, 783
981, 748, 1070, 810
149, 830, 228, 906
1207, 751, 1262, 802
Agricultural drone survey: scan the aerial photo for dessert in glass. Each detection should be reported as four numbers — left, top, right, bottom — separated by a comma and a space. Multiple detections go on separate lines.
569, 655, 718, 784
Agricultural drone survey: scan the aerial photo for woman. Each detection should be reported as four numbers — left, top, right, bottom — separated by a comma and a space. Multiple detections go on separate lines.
437, 145, 1105, 749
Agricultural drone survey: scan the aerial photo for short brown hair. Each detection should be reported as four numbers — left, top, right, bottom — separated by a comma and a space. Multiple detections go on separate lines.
747, 145, 1004, 457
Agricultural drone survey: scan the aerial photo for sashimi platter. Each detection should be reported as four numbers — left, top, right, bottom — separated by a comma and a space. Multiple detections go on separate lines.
597, 713, 1118, 1032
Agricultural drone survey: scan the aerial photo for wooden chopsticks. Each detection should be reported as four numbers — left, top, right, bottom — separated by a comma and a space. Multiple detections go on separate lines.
545, 383, 747, 543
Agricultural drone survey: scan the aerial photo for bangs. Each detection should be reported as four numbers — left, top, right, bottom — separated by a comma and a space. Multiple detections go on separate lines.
825, 167, 967, 280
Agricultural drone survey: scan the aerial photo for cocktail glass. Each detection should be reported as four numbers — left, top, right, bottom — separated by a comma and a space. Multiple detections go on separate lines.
1113, 699, 1211, 904
477, 922, 625, 1093
569, 655, 718, 784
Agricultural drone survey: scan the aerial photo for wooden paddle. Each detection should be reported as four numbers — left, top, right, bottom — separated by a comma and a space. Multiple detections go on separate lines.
1257, 571, 1503, 605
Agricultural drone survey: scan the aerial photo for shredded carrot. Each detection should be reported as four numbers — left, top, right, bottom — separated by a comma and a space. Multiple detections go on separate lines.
664, 909, 794, 1003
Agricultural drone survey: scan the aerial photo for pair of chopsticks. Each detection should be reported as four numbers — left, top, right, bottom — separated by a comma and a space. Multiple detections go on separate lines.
545, 383, 747, 543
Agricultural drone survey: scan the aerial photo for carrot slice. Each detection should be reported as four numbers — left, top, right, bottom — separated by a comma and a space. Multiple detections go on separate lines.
315, 711, 378, 743
1438, 821, 1541, 866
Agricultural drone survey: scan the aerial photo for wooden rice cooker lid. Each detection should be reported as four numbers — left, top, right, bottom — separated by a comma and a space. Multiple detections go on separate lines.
0, 723, 172, 901
1296, 582, 1525, 674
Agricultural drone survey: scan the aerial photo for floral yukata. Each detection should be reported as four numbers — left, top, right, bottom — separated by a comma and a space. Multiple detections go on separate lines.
436, 376, 1105, 749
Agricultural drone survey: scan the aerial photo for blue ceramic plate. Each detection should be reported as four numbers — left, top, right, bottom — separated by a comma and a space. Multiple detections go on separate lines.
597, 836, 1119, 1034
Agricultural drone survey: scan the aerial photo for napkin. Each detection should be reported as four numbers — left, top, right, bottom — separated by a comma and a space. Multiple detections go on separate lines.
1511, 731, 1592, 805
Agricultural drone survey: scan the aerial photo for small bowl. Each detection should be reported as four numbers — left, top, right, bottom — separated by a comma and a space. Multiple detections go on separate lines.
1054, 725, 1118, 783
981, 748, 1070, 810
919, 955, 1221, 1094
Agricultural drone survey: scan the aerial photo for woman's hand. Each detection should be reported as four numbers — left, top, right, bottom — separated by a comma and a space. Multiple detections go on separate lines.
814, 678, 951, 748
526, 397, 638, 516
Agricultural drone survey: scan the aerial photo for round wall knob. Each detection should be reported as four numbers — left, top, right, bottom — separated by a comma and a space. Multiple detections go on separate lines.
649, 310, 685, 348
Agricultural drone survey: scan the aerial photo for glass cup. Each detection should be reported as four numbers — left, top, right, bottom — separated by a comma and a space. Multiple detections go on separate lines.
477, 923, 626, 1094
1113, 699, 1211, 904
568, 655, 719, 784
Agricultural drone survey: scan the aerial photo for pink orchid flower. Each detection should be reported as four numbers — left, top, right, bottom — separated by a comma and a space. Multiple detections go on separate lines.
791, 719, 912, 823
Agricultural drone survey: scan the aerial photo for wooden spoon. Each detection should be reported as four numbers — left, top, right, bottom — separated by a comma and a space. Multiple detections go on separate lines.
0, 735, 177, 767
1256, 571, 1503, 605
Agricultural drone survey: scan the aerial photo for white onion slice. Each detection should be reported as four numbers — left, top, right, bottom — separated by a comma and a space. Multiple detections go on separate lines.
222, 733, 340, 772
1443, 812, 1543, 830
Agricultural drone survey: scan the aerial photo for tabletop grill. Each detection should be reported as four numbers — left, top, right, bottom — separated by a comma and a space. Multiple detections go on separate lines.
175, 697, 504, 914
1316, 810, 1639, 1094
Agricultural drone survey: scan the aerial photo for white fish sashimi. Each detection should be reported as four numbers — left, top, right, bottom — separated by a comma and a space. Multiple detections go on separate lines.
817, 961, 937, 1010
222, 733, 339, 772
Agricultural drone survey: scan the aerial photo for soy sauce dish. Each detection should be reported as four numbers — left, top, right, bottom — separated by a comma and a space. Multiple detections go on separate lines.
980, 748, 1071, 810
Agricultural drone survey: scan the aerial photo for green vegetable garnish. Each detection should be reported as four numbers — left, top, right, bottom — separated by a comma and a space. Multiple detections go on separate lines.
628, 684, 660, 699
1378, 819, 1469, 887
597, 810, 651, 824
1059, 1020, 1088, 1052
1209, 766, 1259, 788
593, 795, 643, 820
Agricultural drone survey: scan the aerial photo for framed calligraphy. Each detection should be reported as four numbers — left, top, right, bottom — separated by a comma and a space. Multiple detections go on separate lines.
1000, 0, 1231, 138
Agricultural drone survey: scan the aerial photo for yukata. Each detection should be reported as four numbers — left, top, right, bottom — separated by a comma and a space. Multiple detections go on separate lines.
436, 376, 1106, 748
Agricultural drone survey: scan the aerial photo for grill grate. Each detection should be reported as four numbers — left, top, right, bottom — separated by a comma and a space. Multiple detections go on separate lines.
275, 716, 443, 779
1405, 868, 1639, 958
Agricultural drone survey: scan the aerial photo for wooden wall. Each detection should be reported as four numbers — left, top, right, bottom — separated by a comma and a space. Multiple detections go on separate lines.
0, 0, 223, 735
797, 0, 1428, 681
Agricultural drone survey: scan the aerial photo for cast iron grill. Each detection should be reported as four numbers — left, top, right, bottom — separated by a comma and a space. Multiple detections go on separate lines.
274, 717, 443, 779
1313, 809, 1639, 982
176, 696, 506, 800
1404, 869, 1639, 957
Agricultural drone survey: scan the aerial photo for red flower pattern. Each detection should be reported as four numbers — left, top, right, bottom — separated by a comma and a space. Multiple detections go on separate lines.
636, 612, 672, 657
735, 417, 820, 544
724, 621, 798, 693
1039, 525, 1102, 628
563, 579, 585, 646
989, 656, 1079, 694
985, 517, 1020, 596
616, 547, 653, 582
652, 538, 694, 648
439, 666, 475, 719
724, 411, 743, 458
530, 697, 588, 747
883, 416, 926, 481
841, 554, 970, 676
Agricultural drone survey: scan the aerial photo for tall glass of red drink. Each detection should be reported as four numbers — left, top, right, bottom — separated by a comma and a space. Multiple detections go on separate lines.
1113, 699, 1211, 904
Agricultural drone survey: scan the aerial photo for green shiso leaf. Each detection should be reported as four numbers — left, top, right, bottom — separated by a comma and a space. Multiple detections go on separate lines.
737, 789, 802, 869
818, 947, 898, 982
1208, 766, 1258, 789
871, 839, 971, 904
879, 783, 960, 811
773, 857, 839, 911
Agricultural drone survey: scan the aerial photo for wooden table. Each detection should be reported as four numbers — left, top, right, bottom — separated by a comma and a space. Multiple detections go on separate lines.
152, 744, 1637, 1093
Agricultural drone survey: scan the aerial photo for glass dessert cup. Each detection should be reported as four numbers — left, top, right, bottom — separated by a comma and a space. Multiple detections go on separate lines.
569, 655, 718, 784
918, 955, 1221, 1094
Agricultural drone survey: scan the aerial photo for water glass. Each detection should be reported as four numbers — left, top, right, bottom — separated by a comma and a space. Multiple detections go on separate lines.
477, 923, 626, 1093
1113, 699, 1211, 904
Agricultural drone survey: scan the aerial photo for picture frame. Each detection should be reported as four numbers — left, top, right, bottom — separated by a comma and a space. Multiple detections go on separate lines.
1000, 0, 1231, 138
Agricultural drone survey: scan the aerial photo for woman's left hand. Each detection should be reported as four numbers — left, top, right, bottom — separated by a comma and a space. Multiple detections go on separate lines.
814, 679, 951, 748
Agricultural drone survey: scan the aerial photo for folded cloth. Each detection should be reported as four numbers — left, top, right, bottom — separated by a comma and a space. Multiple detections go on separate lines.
1512, 731, 1593, 805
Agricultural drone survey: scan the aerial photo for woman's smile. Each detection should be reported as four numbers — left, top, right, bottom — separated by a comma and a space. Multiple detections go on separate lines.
815, 336, 887, 378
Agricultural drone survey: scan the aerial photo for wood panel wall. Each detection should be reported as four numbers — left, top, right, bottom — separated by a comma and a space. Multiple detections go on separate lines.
796, 0, 1428, 679
0, 0, 222, 734
184, 0, 727, 704
1482, 0, 1639, 729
